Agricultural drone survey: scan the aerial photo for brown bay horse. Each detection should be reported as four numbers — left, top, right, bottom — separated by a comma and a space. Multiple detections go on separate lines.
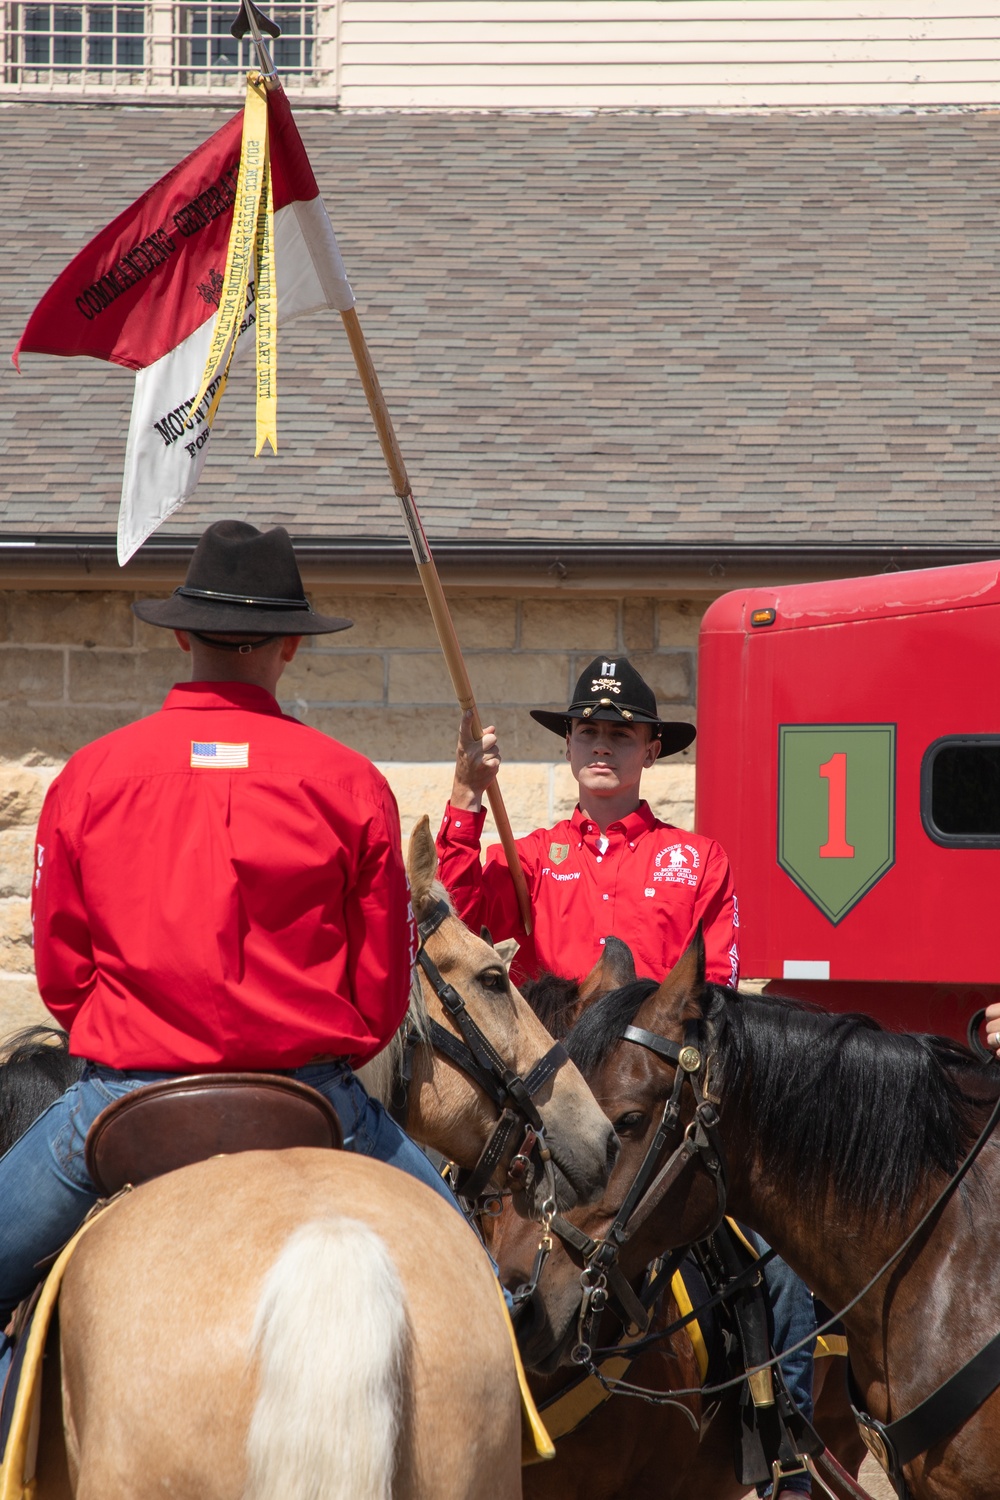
517, 935, 1000, 1500
7, 819, 616, 1500
493, 943, 869, 1500
491, 956, 744, 1500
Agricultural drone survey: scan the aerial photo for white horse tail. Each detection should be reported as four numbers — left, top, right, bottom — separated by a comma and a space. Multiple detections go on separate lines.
244, 1215, 409, 1500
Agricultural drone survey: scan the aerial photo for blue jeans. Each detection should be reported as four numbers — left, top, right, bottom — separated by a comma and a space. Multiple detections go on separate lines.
0, 1059, 464, 1318
749, 1231, 816, 1497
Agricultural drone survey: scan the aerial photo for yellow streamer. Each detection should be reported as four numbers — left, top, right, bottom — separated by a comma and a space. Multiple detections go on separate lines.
189, 72, 278, 455
253, 106, 277, 456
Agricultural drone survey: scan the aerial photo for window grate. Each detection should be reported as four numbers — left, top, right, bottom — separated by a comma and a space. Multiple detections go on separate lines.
176, 2, 315, 88
13, 2, 145, 84
3, 0, 333, 93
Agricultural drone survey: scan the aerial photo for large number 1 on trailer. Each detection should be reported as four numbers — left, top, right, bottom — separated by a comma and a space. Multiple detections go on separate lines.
819, 753, 855, 859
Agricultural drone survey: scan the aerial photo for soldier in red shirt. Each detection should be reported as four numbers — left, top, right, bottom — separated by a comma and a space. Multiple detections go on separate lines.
437, 655, 740, 988
0, 520, 459, 1324
438, 657, 815, 1498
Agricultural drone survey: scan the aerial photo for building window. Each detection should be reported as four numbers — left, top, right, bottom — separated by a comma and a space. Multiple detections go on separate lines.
176, 2, 315, 88
921, 736, 1000, 847
3, 0, 328, 92
13, 3, 145, 84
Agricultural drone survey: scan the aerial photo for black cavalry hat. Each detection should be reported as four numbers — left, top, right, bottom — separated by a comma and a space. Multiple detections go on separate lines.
132, 521, 352, 636
530, 655, 696, 757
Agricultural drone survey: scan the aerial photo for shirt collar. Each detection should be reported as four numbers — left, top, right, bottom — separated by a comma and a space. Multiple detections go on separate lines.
162, 681, 284, 715
570, 801, 658, 840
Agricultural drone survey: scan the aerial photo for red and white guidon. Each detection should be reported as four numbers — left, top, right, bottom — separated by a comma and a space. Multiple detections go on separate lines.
13, 90, 354, 563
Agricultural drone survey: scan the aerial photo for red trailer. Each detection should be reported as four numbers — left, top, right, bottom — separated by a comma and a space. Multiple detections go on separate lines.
695, 559, 1000, 1039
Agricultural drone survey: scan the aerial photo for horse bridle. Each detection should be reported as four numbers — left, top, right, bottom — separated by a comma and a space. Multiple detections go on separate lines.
403, 898, 571, 1205
514, 1010, 730, 1358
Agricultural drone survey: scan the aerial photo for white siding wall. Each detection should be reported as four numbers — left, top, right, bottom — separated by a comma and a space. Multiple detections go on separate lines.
337, 0, 1000, 110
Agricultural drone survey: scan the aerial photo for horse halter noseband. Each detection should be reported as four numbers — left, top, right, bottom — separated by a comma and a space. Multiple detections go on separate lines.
523, 1010, 730, 1359
410, 898, 571, 1204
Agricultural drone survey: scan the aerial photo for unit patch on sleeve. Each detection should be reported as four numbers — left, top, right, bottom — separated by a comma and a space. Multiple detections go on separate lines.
190, 741, 250, 768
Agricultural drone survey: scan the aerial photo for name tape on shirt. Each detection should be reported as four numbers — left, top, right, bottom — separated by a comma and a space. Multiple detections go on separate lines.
190, 741, 250, 769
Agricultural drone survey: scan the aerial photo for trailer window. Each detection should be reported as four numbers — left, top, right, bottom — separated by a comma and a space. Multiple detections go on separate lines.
922, 738, 1000, 846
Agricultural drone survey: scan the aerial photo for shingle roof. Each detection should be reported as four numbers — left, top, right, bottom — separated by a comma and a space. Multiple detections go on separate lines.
4, 103, 1000, 548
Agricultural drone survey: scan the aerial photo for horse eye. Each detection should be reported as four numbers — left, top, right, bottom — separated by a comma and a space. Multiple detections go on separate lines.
613, 1111, 648, 1136
478, 967, 508, 994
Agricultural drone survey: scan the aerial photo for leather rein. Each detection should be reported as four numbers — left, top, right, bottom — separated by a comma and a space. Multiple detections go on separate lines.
404, 897, 570, 1205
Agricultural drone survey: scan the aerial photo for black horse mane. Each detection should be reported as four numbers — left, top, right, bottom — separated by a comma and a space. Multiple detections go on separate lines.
565, 980, 999, 1222
521, 972, 581, 1041
566, 978, 660, 1075
0, 1026, 84, 1156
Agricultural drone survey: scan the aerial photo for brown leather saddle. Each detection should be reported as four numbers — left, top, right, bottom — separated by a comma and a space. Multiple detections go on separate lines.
84, 1073, 343, 1196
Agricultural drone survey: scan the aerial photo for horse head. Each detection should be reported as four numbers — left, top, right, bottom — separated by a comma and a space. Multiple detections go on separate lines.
389, 816, 618, 1220
492, 932, 728, 1371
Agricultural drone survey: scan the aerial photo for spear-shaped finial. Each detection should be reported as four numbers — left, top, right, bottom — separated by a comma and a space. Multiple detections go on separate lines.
230, 1, 281, 83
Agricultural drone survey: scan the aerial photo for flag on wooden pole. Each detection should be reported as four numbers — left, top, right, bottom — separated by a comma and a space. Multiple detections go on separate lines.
15, 35, 537, 931
13, 80, 354, 564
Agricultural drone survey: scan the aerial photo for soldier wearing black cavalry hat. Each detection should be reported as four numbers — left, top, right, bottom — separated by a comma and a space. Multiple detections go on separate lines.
437, 654, 739, 989
0, 520, 466, 1330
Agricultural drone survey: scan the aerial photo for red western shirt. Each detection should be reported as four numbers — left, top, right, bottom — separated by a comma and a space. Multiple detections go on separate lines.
32, 682, 414, 1071
436, 801, 739, 988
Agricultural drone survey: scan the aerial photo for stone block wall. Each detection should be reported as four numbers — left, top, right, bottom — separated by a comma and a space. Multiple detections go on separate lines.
0, 586, 705, 1034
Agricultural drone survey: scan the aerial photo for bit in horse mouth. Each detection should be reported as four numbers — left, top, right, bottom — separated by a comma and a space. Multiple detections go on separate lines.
546, 1154, 593, 1212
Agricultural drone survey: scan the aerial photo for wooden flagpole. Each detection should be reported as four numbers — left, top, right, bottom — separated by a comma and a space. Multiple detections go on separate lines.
232, 0, 534, 934
338, 308, 533, 935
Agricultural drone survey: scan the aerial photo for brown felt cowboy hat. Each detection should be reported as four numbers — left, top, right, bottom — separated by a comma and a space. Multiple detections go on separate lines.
132, 520, 352, 637
531, 656, 696, 757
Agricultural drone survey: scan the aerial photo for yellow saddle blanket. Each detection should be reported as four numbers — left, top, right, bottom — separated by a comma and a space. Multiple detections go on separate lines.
0, 1214, 103, 1500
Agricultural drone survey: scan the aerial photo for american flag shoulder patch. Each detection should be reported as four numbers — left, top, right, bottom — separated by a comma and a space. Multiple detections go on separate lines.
190, 741, 250, 769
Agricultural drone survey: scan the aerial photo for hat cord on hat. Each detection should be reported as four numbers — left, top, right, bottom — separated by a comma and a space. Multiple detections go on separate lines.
175, 586, 313, 612
569, 697, 644, 724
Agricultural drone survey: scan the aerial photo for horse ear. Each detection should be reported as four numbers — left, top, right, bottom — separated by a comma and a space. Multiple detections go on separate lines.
407, 815, 438, 912
579, 935, 637, 1003
495, 938, 519, 971
650, 926, 707, 1026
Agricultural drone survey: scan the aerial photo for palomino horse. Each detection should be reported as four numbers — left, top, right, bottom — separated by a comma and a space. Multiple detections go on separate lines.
8, 821, 615, 1500
494, 944, 868, 1500
536, 934, 1000, 1500
360, 817, 619, 1213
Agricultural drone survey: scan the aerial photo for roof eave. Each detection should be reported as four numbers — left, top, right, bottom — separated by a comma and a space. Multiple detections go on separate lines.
0, 537, 997, 596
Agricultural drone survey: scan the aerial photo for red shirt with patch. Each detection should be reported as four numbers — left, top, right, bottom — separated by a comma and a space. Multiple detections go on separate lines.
436, 801, 739, 987
32, 681, 414, 1071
